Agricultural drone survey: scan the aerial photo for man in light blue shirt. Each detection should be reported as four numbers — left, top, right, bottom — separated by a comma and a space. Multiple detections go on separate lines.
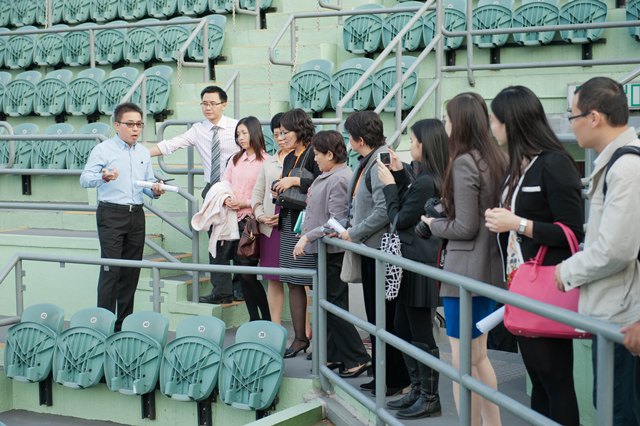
81, 102, 164, 331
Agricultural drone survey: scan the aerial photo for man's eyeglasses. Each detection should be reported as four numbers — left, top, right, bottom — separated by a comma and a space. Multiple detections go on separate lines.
567, 111, 590, 122
278, 130, 291, 138
200, 101, 224, 108
117, 121, 144, 129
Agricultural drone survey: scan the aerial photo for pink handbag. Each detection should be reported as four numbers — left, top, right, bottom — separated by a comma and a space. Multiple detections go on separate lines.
504, 222, 590, 339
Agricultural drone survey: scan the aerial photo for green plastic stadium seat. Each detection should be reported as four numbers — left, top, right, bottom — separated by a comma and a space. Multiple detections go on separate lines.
67, 123, 111, 169
0, 71, 10, 113
4, 71, 42, 117
62, 23, 96, 66
0, 127, 8, 167
512, 0, 559, 46
262, 125, 276, 155
63, 0, 91, 24
559, 0, 607, 44
98, 67, 140, 115
4, 303, 65, 383
34, 69, 73, 117
155, 17, 193, 62
382, 2, 425, 52
160, 316, 225, 402
11, 0, 37, 27
372, 56, 418, 112
36, 0, 64, 26
34, 25, 68, 67
104, 311, 169, 395
218, 321, 287, 411
147, 0, 178, 18
95, 21, 127, 65
0, 0, 10, 27
424, 0, 466, 51
12, 123, 39, 168
239, 0, 271, 10
124, 18, 159, 63
143, 65, 173, 115
330, 57, 374, 113
342, 4, 383, 54
187, 14, 226, 61
66, 68, 106, 116
209, 0, 232, 13
53, 307, 115, 389
5, 26, 36, 70
31, 123, 74, 169
91, 0, 119, 23
472, 0, 513, 48
119, 0, 147, 20
0, 29, 10, 69
178, 0, 208, 15
627, 0, 640, 41
289, 59, 334, 113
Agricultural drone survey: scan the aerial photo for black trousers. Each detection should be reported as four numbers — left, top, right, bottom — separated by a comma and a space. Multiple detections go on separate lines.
325, 252, 370, 369
96, 204, 145, 331
361, 255, 410, 388
517, 336, 579, 426
394, 302, 437, 350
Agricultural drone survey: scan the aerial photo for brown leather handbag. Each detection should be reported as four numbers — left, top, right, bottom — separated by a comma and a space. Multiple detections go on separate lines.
237, 216, 260, 258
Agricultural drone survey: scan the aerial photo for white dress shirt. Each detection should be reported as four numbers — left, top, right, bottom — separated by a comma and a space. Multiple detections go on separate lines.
156, 115, 240, 183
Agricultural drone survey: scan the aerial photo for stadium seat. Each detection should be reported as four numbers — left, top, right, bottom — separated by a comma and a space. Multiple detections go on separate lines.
262, 124, 277, 155
178, 0, 208, 16
289, 59, 333, 113
0, 28, 10, 69
0, 127, 8, 167
160, 316, 225, 402
62, 22, 97, 66
209, 0, 233, 13
218, 321, 287, 411
330, 57, 374, 112
98, 67, 140, 115
147, 0, 178, 18
342, 4, 384, 54
5, 26, 37, 70
34, 69, 73, 117
382, 2, 425, 52
36, 0, 64, 26
472, 0, 513, 48
34, 25, 68, 67
372, 56, 418, 112
512, 0, 559, 46
143, 65, 173, 115
4, 303, 65, 383
155, 17, 193, 62
239, 0, 272, 10
628, 0, 640, 41
124, 18, 159, 63
104, 311, 169, 395
66, 68, 106, 116
559, 0, 607, 44
0, 0, 10, 28
4, 71, 42, 117
91, 0, 119, 23
0, 71, 10, 113
63, 0, 91, 24
68, 123, 111, 169
31, 123, 74, 169
12, 123, 39, 168
10, 0, 37, 27
95, 20, 127, 65
424, 0, 466, 51
119, 0, 147, 20
53, 307, 116, 389
187, 14, 226, 61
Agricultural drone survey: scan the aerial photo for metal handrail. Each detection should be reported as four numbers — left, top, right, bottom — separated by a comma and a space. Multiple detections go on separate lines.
177, 18, 210, 82
232, 0, 262, 30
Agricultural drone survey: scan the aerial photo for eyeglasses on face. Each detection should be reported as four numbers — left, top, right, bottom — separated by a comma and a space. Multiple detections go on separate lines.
200, 101, 224, 108
278, 130, 291, 138
567, 111, 590, 122
117, 121, 144, 129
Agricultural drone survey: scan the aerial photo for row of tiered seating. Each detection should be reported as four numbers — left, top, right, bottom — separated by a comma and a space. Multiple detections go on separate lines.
0, 16, 226, 69
4, 304, 288, 414
290, 57, 419, 114
0, 66, 171, 119
343, 0, 627, 54
0, 0, 271, 28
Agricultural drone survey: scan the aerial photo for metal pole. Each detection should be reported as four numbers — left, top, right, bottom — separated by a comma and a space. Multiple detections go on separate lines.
435, 0, 444, 119
394, 50, 402, 136
15, 259, 24, 317
596, 335, 615, 426
374, 258, 386, 426
459, 289, 472, 425
89, 29, 95, 68
152, 267, 162, 313
316, 241, 330, 390
203, 23, 209, 81
141, 78, 147, 143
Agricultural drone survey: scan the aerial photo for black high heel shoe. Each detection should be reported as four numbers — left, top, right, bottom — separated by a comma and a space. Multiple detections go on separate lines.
283, 339, 310, 358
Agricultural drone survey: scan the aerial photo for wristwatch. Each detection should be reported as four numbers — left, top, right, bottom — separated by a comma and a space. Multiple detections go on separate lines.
517, 218, 527, 235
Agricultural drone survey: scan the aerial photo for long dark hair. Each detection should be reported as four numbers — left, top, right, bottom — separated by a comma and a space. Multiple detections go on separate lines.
491, 86, 572, 206
231, 116, 266, 165
441, 92, 506, 219
410, 119, 449, 193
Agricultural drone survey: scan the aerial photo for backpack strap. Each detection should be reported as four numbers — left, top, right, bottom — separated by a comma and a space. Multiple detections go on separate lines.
603, 146, 640, 199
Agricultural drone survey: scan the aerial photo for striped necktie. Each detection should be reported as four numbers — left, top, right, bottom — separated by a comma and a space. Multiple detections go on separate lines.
209, 125, 220, 183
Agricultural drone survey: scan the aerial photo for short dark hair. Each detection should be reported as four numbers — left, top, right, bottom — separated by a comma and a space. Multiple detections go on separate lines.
312, 130, 347, 163
270, 112, 284, 133
200, 85, 228, 103
344, 111, 385, 149
575, 77, 629, 126
114, 102, 143, 122
280, 108, 315, 145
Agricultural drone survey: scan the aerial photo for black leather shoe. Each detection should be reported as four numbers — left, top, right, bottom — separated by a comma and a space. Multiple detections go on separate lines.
199, 294, 232, 304
360, 379, 375, 390
306, 352, 312, 360
326, 362, 343, 370
339, 362, 372, 378
283, 339, 310, 358
233, 291, 244, 302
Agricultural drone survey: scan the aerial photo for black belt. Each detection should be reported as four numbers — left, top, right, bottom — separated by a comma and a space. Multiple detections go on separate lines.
98, 202, 143, 212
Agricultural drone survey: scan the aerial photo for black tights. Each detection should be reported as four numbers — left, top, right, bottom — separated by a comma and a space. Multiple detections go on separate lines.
238, 272, 270, 321
288, 284, 309, 347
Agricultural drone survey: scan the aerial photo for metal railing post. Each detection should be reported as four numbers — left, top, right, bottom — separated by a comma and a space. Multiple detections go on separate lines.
316, 240, 328, 389
596, 335, 615, 426
151, 267, 162, 313
15, 259, 24, 316
374, 258, 386, 426
458, 288, 473, 425
89, 29, 95, 68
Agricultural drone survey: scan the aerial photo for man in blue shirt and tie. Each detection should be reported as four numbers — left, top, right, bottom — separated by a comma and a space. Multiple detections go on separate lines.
80, 102, 164, 331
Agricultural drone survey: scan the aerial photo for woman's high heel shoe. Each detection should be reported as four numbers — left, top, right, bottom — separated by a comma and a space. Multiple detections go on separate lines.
283, 339, 310, 358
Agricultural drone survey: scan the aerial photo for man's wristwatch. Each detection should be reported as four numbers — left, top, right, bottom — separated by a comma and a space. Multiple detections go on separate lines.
517, 218, 527, 235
